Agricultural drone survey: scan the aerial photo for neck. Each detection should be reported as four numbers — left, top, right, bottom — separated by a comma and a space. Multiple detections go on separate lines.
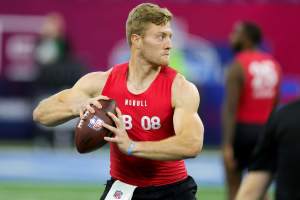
128, 56, 160, 86
236, 45, 257, 54
244, 42, 257, 51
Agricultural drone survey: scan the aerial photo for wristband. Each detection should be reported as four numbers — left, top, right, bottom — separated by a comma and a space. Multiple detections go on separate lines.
127, 141, 136, 156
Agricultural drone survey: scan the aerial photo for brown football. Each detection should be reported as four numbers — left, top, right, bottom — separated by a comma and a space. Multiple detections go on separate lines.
75, 99, 116, 153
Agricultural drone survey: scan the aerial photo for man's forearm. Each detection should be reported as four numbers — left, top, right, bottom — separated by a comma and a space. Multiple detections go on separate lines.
33, 90, 83, 126
222, 108, 236, 145
33, 101, 76, 126
132, 133, 203, 161
33, 98, 77, 126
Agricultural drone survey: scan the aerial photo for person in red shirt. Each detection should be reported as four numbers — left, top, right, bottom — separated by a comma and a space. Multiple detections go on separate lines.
222, 21, 281, 200
33, 3, 204, 200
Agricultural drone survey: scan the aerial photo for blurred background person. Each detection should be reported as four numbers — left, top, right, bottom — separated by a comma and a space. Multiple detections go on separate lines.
222, 21, 281, 200
33, 13, 87, 147
236, 99, 300, 200
34, 12, 86, 97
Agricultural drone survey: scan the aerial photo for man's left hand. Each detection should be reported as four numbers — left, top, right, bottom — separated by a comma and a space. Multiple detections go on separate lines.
103, 107, 133, 155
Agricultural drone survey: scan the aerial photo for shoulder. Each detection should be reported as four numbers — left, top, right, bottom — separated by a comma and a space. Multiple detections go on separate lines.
172, 74, 198, 93
234, 51, 247, 61
234, 51, 255, 67
172, 74, 200, 111
276, 100, 300, 118
226, 61, 244, 83
73, 69, 112, 97
265, 101, 299, 130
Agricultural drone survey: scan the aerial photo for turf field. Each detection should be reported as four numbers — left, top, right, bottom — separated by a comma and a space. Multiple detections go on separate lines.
0, 147, 275, 200
0, 147, 226, 199
0, 182, 225, 200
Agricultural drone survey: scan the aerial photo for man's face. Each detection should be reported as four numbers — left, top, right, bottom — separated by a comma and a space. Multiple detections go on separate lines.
229, 23, 245, 53
139, 22, 173, 66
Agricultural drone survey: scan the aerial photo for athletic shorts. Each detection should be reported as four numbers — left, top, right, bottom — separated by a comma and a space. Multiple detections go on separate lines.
233, 123, 265, 171
99, 176, 197, 200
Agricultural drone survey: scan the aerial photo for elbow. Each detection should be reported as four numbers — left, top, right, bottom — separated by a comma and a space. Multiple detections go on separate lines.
33, 107, 41, 123
187, 128, 204, 158
32, 106, 52, 127
190, 143, 203, 158
185, 138, 203, 159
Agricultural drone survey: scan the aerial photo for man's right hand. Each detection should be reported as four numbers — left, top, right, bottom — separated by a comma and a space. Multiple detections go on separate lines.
223, 144, 237, 171
78, 95, 110, 119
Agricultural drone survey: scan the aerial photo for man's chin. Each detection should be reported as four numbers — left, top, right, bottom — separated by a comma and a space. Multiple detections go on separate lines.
150, 59, 169, 67
160, 59, 169, 66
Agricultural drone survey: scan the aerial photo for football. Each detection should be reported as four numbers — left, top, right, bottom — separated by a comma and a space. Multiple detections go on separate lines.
75, 99, 116, 153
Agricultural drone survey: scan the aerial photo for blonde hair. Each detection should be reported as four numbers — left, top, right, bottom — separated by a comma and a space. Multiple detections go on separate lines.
126, 3, 173, 46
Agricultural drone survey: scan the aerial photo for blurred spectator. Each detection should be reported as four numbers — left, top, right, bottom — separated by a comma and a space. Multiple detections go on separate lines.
33, 13, 86, 146
222, 21, 281, 200
236, 99, 300, 200
34, 13, 86, 93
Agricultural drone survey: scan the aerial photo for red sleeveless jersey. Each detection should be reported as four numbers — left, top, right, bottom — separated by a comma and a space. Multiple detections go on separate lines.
102, 63, 188, 187
236, 50, 281, 124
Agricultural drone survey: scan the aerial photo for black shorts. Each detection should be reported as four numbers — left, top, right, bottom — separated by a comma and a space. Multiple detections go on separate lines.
233, 123, 265, 171
100, 176, 197, 200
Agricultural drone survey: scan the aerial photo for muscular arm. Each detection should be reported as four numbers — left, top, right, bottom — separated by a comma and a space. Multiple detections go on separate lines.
132, 75, 204, 160
33, 71, 110, 126
222, 62, 244, 145
235, 171, 272, 200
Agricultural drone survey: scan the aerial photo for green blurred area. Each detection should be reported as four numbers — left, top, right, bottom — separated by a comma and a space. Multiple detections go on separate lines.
0, 182, 225, 200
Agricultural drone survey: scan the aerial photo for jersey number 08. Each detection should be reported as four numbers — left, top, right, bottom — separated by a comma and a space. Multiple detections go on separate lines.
122, 115, 161, 130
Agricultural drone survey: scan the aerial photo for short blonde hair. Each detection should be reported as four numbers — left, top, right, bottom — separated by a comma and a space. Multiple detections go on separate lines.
126, 3, 173, 46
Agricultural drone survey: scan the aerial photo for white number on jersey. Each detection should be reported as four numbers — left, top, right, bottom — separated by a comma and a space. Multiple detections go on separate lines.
122, 115, 161, 130
122, 115, 133, 130
249, 60, 279, 98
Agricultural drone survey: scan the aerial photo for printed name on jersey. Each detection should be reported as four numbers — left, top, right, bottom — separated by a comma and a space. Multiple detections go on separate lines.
124, 99, 147, 107
88, 116, 104, 131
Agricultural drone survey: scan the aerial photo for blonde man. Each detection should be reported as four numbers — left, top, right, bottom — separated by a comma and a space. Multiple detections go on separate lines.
33, 3, 204, 200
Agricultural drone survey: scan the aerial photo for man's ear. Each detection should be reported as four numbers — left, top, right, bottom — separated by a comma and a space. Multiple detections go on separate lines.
131, 34, 142, 49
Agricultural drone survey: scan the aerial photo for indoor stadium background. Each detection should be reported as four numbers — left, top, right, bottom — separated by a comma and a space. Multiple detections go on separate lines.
0, 0, 300, 199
